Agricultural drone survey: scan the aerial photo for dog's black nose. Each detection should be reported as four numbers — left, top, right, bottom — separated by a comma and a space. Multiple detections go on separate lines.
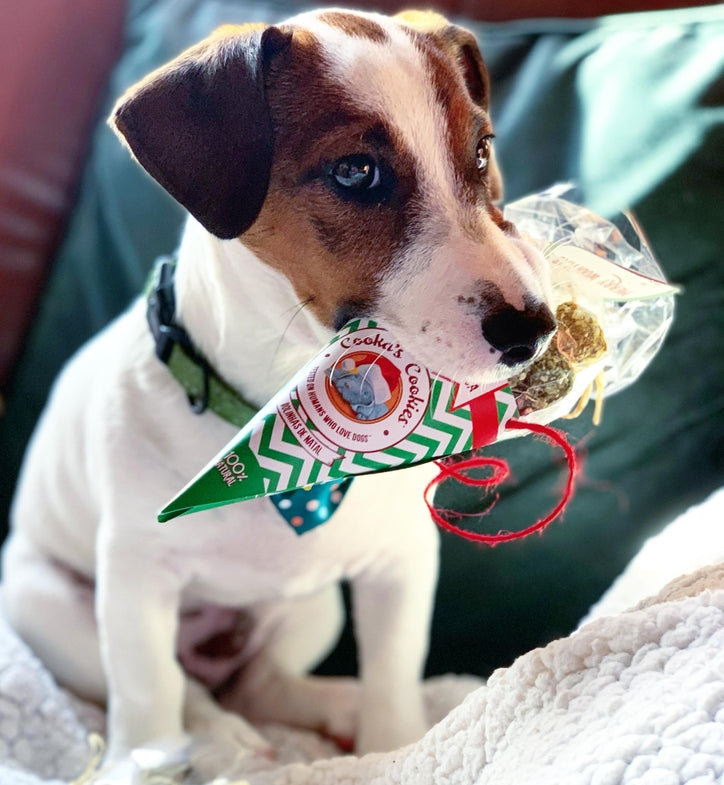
481, 303, 556, 366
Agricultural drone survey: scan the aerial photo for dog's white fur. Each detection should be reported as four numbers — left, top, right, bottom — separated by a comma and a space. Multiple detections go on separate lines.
2, 8, 554, 771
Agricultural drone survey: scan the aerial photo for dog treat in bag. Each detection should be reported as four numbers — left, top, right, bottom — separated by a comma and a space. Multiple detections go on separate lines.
159, 187, 678, 525
508, 300, 606, 417
502, 184, 678, 424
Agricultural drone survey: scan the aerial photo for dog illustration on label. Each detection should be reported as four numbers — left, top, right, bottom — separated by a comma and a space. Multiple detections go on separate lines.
325, 353, 401, 422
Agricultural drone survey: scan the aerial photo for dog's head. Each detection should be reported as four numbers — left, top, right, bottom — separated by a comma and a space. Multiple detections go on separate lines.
111, 9, 555, 384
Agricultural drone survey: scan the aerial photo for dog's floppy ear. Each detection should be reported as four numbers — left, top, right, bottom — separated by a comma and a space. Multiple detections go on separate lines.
111, 24, 291, 239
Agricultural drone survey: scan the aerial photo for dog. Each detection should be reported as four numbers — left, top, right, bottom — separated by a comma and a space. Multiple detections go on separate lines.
2, 8, 556, 772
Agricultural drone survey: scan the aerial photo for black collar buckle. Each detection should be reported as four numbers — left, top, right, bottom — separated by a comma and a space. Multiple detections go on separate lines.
146, 256, 210, 414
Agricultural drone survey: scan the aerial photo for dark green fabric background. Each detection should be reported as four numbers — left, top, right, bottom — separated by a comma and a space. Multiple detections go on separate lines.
1, 0, 722, 677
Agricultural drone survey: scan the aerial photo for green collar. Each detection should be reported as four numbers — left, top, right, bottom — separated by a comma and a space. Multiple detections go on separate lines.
146, 256, 258, 429
146, 256, 354, 534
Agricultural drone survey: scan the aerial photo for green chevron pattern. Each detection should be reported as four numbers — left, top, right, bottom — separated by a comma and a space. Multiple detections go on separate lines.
253, 412, 308, 494
404, 430, 445, 460
253, 377, 507, 493
163, 322, 520, 522
420, 379, 472, 453
346, 451, 398, 473
496, 388, 518, 423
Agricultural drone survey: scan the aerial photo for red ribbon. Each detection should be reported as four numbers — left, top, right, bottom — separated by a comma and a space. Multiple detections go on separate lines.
424, 420, 577, 545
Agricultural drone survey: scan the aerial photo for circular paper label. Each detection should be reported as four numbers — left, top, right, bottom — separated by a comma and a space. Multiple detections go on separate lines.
297, 328, 431, 452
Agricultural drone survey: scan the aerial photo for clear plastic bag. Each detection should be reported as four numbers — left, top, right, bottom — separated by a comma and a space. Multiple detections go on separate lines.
504, 183, 677, 397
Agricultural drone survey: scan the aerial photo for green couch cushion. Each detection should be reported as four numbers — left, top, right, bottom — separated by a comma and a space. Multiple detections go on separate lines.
1, 1, 722, 676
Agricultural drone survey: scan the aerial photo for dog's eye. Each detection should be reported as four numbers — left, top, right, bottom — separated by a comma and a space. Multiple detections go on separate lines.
475, 135, 494, 172
330, 155, 381, 190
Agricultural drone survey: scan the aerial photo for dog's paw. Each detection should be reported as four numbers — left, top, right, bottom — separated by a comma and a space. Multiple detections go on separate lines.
355, 692, 427, 754
189, 710, 275, 781
308, 675, 360, 748
97, 735, 193, 784
355, 717, 427, 755
222, 669, 361, 748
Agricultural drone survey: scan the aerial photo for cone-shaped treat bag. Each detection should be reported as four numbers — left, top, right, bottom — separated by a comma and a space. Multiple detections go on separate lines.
159, 187, 678, 525
159, 318, 520, 522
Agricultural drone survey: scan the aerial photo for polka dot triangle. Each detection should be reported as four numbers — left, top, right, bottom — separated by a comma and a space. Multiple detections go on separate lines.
270, 478, 353, 535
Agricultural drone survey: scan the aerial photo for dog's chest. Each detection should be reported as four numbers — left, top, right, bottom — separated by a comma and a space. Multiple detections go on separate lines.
170, 494, 370, 606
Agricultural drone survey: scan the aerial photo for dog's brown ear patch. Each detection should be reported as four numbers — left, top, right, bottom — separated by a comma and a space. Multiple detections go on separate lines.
449, 34, 489, 110
111, 25, 291, 239
396, 11, 500, 199
318, 11, 389, 43
396, 11, 490, 111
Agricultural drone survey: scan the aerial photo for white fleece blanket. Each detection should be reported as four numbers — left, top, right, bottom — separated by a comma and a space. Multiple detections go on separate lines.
2, 489, 723, 784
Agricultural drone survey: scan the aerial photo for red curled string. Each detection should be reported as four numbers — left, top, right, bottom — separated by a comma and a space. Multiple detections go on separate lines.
424, 419, 577, 545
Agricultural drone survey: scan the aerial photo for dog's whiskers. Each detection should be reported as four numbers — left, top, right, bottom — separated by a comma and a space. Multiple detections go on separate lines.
268, 296, 315, 376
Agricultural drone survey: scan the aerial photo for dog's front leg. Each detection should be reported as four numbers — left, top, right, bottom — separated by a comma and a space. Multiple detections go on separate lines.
351, 537, 439, 754
96, 535, 187, 765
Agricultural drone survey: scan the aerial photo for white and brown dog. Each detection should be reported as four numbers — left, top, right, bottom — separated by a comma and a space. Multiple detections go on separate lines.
2, 8, 555, 772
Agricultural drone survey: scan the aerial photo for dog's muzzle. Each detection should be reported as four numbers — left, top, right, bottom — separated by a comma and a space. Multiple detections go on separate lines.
481, 302, 556, 367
